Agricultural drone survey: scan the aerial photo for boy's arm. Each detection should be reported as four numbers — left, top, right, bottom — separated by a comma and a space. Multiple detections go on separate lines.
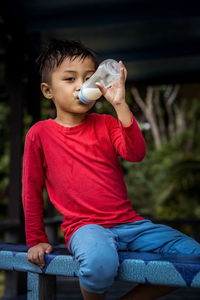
96, 61, 146, 161
22, 131, 49, 247
23, 132, 53, 267
96, 61, 132, 127
104, 113, 146, 162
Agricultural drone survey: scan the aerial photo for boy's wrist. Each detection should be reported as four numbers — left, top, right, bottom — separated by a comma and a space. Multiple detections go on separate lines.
114, 102, 133, 127
112, 100, 127, 110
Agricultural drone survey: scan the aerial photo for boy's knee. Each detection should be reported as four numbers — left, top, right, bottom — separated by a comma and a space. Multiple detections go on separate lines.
79, 253, 119, 293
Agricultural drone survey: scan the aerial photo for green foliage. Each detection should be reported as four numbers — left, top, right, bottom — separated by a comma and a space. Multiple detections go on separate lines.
125, 126, 200, 219
40, 98, 56, 120
150, 135, 200, 219
123, 85, 200, 220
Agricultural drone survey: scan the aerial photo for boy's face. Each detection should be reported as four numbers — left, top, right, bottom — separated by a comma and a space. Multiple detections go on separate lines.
41, 56, 96, 115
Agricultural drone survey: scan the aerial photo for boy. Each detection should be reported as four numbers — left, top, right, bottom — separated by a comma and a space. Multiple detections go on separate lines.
22, 40, 200, 300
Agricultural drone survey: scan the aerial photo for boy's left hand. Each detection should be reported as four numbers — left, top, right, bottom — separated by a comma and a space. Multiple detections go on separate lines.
95, 61, 127, 107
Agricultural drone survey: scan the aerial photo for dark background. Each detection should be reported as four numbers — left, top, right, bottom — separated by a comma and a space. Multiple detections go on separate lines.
2, 0, 200, 84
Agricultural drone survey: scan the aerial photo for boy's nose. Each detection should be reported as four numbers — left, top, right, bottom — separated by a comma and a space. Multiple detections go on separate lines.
76, 79, 84, 91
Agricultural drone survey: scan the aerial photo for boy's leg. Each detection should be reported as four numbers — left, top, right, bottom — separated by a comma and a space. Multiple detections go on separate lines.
80, 285, 106, 300
125, 219, 200, 255
118, 284, 176, 300
112, 220, 200, 300
69, 224, 119, 300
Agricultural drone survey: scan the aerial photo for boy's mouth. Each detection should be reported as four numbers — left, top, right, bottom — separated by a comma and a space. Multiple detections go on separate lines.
76, 96, 85, 105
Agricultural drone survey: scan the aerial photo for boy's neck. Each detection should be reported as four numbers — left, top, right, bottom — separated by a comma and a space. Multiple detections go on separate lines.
54, 112, 87, 127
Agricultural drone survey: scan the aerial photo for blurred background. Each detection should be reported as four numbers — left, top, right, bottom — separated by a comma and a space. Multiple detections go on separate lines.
0, 0, 200, 299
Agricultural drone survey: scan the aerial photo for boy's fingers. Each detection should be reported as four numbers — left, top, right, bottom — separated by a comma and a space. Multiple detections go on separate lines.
32, 253, 44, 268
38, 251, 45, 267
95, 82, 106, 95
27, 249, 44, 267
45, 244, 53, 254
120, 67, 126, 81
27, 250, 33, 262
27, 244, 53, 268
29, 254, 38, 265
119, 61, 127, 80
32, 253, 40, 265
27, 254, 32, 263
123, 67, 127, 80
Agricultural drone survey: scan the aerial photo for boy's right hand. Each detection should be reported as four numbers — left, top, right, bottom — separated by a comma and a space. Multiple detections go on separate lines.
27, 243, 53, 268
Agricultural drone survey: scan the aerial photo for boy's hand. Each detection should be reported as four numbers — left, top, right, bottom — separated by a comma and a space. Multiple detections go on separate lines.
95, 61, 127, 107
96, 61, 132, 127
27, 243, 53, 268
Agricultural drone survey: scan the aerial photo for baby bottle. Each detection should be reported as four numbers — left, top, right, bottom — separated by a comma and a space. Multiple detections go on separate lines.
78, 59, 121, 104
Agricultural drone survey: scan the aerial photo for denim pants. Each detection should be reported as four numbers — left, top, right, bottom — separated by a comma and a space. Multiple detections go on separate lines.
69, 219, 200, 294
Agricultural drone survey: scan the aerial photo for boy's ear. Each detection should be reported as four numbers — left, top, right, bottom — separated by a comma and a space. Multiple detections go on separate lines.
41, 82, 53, 99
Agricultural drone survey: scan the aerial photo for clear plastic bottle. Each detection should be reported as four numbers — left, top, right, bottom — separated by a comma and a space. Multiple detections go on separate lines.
78, 59, 120, 104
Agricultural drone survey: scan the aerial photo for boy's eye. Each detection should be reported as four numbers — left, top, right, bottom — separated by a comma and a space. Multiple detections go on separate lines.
85, 77, 91, 81
65, 77, 75, 81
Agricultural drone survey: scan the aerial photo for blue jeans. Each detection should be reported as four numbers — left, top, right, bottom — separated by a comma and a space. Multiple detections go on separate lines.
69, 219, 200, 294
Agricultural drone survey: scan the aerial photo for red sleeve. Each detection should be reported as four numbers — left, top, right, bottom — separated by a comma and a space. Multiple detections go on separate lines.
22, 130, 49, 246
105, 114, 146, 162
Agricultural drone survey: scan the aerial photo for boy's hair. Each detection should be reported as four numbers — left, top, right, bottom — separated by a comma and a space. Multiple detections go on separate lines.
36, 40, 99, 83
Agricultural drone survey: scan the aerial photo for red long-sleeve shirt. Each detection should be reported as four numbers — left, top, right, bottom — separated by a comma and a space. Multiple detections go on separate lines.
22, 113, 146, 247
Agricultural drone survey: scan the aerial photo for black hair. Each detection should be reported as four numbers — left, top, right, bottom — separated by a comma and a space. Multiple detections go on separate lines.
36, 40, 99, 82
